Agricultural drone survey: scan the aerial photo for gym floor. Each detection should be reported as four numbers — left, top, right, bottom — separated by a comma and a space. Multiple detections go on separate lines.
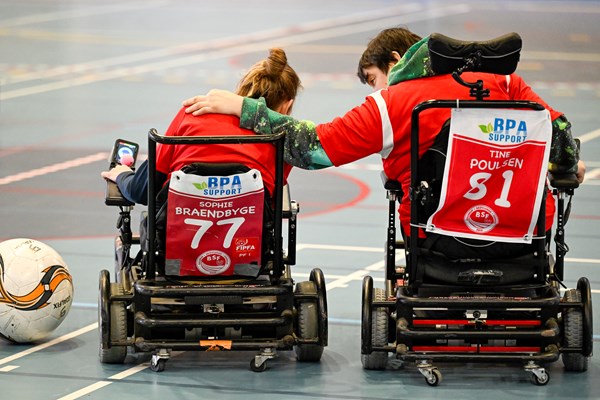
1, 1, 599, 399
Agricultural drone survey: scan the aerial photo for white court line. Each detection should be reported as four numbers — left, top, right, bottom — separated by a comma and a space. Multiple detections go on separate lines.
566, 257, 600, 264
0, 4, 471, 101
326, 260, 386, 290
296, 243, 384, 253
298, 243, 600, 265
0, 365, 20, 372
0, 323, 97, 366
0, 152, 108, 186
3, 240, 597, 397
3, 3, 423, 86
0, 1, 167, 28
56, 364, 149, 400
577, 129, 600, 143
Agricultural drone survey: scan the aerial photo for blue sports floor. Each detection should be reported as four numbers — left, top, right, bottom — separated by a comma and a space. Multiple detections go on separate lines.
1, 1, 600, 399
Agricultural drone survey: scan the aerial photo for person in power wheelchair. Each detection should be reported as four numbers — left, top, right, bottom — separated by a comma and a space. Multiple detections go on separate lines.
99, 48, 327, 372
359, 33, 592, 386
180, 30, 590, 386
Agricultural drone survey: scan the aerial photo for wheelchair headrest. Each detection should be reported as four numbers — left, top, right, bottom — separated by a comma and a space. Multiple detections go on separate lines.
428, 32, 522, 76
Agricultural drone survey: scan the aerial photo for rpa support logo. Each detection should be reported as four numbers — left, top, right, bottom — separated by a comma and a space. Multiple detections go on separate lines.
479, 118, 528, 143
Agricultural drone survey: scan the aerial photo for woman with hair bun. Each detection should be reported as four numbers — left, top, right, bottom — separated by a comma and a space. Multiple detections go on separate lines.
102, 48, 301, 203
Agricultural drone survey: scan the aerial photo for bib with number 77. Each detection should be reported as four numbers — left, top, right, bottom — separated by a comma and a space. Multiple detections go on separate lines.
426, 108, 552, 244
165, 169, 265, 276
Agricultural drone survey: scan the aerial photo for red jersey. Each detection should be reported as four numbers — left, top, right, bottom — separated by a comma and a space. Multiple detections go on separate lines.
316, 72, 562, 234
157, 107, 292, 196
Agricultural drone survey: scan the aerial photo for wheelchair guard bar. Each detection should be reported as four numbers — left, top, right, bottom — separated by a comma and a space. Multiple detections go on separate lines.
146, 128, 287, 280
409, 100, 547, 286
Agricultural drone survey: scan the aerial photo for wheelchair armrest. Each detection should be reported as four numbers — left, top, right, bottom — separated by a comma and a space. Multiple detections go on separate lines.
428, 32, 522, 75
384, 180, 402, 192
549, 172, 579, 190
282, 184, 298, 218
380, 171, 403, 192
105, 180, 135, 207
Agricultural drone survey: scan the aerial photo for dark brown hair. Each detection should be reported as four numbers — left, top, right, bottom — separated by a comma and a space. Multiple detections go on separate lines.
236, 48, 302, 112
357, 28, 422, 84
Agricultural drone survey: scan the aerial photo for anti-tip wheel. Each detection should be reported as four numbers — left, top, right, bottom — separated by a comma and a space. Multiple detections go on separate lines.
530, 370, 549, 386
425, 368, 442, 386
250, 358, 267, 372
150, 357, 166, 372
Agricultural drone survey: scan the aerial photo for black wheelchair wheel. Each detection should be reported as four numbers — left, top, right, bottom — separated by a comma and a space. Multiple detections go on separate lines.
361, 275, 373, 356
361, 285, 389, 370
578, 277, 594, 357
98, 271, 128, 364
562, 288, 588, 372
294, 281, 324, 362
310, 268, 328, 347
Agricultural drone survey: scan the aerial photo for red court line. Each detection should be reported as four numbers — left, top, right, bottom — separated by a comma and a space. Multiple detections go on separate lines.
299, 169, 371, 218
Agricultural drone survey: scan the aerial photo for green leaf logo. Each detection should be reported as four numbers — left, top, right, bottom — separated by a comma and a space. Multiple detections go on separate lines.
478, 123, 493, 134
193, 182, 208, 190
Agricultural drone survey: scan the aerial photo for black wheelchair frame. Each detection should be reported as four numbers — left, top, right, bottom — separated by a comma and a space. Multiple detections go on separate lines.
99, 129, 328, 372
361, 32, 593, 386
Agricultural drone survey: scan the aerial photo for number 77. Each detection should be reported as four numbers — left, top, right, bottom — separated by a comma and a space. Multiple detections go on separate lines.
184, 217, 246, 249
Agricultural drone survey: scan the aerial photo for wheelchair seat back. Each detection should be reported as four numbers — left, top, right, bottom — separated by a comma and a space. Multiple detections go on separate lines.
403, 31, 556, 287
156, 163, 272, 278
424, 107, 552, 244
409, 100, 553, 286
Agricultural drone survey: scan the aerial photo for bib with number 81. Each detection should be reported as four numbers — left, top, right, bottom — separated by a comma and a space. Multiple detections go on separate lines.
426, 108, 552, 244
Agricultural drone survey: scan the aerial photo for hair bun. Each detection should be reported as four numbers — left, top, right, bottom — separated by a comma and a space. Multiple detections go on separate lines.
264, 48, 287, 77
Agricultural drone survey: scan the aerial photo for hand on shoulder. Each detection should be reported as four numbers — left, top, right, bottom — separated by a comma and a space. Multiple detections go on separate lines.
182, 89, 243, 117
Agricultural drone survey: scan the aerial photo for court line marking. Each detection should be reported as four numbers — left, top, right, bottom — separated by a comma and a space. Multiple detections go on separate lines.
578, 129, 600, 144
0, 323, 97, 366
3, 0, 594, 392
523, 51, 600, 63
0, 1, 168, 28
1, 240, 596, 396
1, 4, 472, 101
2, 3, 423, 86
0, 152, 108, 186
56, 363, 149, 400
52, 259, 391, 399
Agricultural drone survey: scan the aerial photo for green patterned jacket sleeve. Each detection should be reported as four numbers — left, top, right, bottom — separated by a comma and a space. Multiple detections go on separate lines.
549, 115, 579, 174
239, 97, 333, 170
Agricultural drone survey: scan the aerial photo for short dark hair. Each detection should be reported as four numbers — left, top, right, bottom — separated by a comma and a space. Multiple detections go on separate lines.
357, 27, 422, 84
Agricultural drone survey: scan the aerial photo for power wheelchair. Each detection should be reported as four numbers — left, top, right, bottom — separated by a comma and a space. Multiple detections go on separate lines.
99, 129, 328, 372
361, 32, 593, 386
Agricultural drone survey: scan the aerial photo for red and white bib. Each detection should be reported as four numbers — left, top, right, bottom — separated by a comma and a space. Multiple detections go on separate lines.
165, 169, 264, 276
426, 108, 552, 243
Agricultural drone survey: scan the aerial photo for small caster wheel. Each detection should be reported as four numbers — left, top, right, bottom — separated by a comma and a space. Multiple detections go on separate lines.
530, 370, 549, 386
150, 358, 166, 372
425, 368, 442, 386
250, 358, 267, 372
